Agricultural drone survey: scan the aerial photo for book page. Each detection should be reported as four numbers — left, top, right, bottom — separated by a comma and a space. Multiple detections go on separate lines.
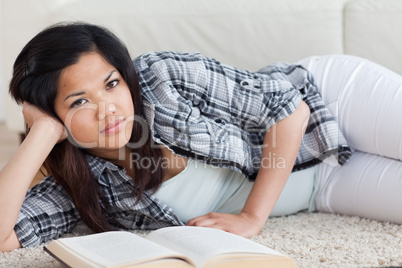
146, 226, 285, 267
52, 231, 190, 267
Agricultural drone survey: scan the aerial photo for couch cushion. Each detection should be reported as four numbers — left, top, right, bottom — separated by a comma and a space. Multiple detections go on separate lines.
49, 0, 346, 70
345, 0, 402, 75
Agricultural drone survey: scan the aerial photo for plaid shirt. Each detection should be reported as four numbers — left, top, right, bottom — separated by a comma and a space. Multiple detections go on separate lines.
15, 51, 351, 247
15, 155, 184, 247
137, 51, 351, 177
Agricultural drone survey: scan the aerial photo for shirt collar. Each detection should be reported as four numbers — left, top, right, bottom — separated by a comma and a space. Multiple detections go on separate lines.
85, 154, 125, 187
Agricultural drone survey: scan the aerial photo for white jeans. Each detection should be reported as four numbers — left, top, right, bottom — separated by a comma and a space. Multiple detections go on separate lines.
298, 55, 402, 224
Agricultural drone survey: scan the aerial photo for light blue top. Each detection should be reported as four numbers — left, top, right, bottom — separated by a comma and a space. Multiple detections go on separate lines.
154, 159, 317, 223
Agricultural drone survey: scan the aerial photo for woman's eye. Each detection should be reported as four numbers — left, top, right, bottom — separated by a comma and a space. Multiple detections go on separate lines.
70, 99, 88, 108
106, 79, 119, 90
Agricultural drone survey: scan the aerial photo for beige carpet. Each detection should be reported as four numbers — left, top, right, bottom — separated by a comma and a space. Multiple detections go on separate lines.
1, 212, 401, 267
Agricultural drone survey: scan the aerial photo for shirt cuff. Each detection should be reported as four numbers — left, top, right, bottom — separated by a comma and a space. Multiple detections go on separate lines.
14, 212, 42, 248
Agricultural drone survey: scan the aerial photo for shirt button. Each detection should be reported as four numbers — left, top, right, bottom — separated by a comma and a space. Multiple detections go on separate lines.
240, 80, 249, 86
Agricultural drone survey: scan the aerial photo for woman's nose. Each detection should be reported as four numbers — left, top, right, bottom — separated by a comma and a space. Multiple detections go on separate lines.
96, 102, 116, 120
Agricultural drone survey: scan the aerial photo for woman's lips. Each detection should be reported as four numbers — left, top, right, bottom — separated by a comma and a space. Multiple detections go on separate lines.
101, 119, 124, 134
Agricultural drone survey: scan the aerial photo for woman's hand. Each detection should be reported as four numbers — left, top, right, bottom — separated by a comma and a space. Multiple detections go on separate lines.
22, 102, 67, 143
186, 211, 264, 238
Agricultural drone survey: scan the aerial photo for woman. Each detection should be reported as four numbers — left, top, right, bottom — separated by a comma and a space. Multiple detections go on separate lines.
0, 21, 369, 252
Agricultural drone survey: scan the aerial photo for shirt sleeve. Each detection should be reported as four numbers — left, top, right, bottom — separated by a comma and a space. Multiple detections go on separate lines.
14, 176, 80, 247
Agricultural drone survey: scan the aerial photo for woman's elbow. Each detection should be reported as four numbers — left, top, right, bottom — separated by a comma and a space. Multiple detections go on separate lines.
0, 231, 22, 252
298, 100, 311, 119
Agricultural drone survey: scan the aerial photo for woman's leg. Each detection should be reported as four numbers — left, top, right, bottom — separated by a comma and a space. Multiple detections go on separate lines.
299, 55, 402, 223
316, 151, 402, 224
299, 55, 402, 161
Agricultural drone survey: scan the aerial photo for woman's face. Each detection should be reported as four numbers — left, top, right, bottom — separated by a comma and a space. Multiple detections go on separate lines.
54, 52, 135, 158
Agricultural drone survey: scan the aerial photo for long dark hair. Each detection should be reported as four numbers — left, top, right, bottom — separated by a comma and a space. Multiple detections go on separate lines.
9, 22, 164, 232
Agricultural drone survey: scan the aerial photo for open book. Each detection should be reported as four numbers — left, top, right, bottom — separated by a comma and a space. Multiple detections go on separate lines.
44, 226, 296, 268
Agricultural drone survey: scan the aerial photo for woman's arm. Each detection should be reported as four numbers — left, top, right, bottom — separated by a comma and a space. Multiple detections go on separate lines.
0, 103, 65, 251
187, 100, 310, 237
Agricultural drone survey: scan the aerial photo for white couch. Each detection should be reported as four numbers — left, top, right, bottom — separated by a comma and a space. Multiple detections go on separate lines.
2, 0, 402, 132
